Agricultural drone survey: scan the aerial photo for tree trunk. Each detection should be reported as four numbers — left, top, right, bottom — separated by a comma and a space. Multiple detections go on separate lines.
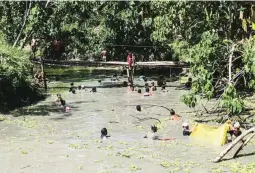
228, 44, 235, 83
12, 1, 32, 48
213, 127, 255, 163
40, 57, 47, 90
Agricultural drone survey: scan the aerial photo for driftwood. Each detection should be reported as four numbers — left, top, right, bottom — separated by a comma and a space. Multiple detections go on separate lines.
213, 127, 255, 163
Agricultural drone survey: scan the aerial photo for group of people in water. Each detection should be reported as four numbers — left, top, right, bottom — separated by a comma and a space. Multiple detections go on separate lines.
51, 72, 242, 144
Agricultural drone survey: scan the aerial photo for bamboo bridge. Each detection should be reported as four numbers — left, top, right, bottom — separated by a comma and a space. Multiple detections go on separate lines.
32, 58, 190, 88
32, 59, 189, 68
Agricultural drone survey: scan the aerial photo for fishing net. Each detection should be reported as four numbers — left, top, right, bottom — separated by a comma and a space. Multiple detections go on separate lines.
190, 123, 230, 146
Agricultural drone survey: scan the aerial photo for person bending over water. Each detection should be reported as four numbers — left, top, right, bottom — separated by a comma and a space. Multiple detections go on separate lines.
69, 82, 76, 94
144, 125, 175, 141
228, 122, 242, 141
185, 77, 192, 89
127, 83, 134, 92
161, 85, 168, 92
56, 94, 62, 104
144, 125, 162, 140
151, 82, 157, 91
170, 109, 180, 121
90, 87, 97, 92
182, 122, 193, 136
144, 82, 149, 88
101, 128, 110, 140
144, 87, 151, 96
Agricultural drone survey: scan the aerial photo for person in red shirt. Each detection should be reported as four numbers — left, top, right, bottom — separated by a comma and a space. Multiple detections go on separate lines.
53, 39, 61, 59
127, 52, 133, 69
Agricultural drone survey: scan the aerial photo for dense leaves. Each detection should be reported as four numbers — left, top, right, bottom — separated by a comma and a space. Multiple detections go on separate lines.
0, 34, 43, 112
1, 1, 255, 115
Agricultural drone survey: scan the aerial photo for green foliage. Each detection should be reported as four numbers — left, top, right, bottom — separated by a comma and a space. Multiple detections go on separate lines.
220, 84, 244, 115
181, 94, 197, 108
0, 37, 43, 112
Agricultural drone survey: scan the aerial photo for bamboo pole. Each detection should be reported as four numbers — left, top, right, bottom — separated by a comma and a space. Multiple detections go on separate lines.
213, 127, 255, 163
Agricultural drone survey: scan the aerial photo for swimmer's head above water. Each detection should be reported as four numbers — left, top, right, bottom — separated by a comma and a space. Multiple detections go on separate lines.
170, 109, 175, 115
136, 105, 141, 111
101, 128, 107, 139
151, 125, 158, 133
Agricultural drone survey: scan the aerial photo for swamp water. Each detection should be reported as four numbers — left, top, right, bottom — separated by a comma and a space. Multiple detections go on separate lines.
0, 67, 255, 173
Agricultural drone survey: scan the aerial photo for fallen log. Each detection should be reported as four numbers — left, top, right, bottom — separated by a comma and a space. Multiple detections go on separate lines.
213, 127, 255, 163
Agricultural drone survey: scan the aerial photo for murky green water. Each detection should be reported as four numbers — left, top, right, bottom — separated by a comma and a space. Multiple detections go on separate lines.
0, 68, 255, 173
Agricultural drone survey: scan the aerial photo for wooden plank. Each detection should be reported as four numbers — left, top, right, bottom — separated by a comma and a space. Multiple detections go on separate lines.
225, 140, 244, 159
32, 59, 189, 68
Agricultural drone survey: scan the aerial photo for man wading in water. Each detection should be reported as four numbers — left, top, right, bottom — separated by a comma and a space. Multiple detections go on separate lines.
101, 50, 107, 61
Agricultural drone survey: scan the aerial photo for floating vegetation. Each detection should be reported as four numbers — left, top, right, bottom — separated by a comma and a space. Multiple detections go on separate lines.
20, 149, 28, 154
0, 115, 6, 121
137, 156, 144, 159
130, 165, 142, 172
116, 151, 133, 158
69, 144, 89, 149
3, 118, 37, 128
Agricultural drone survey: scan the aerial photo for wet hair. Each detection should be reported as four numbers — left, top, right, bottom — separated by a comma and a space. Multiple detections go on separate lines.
101, 128, 107, 138
136, 105, 141, 111
188, 77, 192, 82
138, 89, 142, 93
151, 125, 158, 133
91, 87, 97, 92
145, 87, 150, 93
77, 85, 81, 90
57, 93, 61, 97
123, 81, 128, 87
60, 99, 66, 106
151, 82, 155, 86
72, 89, 76, 94
144, 78, 148, 82
98, 80, 102, 83
70, 82, 74, 86
145, 83, 149, 87
170, 109, 175, 115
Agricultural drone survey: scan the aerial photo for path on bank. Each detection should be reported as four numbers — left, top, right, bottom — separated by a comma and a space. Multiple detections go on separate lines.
0, 80, 255, 173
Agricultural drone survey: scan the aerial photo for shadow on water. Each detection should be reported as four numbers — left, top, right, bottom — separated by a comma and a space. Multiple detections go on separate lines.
221, 151, 255, 162
11, 103, 80, 117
